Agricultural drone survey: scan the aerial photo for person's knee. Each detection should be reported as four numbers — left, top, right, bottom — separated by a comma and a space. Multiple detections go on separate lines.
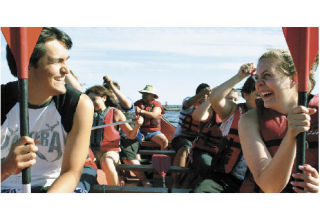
161, 138, 169, 149
152, 134, 165, 143
173, 148, 188, 167
194, 179, 223, 193
101, 157, 115, 169
151, 134, 168, 150
176, 146, 188, 158
180, 146, 189, 154
159, 134, 168, 145
161, 134, 168, 143
162, 139, 168, 146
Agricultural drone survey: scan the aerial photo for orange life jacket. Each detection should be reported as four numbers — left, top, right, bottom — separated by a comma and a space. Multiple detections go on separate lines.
191, 104, 247, 174
134, 99, 164, 133
101, 107, 121, 152
179, 103, 202, 137
240, 95, 319, 192
223, 103, 248, 173
191, 110, 224, 155
90, 107, 120, 152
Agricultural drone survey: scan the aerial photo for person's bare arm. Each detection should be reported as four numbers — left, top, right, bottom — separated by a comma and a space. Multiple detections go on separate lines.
239, 106, 317, 192
65, 73, 84, 92
48, 94, 94, 192
114, 110, 143, 140
135, 106, 162, 119
104, 75, 132, 110
192, 99, 212, 122
210, 63, 254, 121
183, 87, 211, 110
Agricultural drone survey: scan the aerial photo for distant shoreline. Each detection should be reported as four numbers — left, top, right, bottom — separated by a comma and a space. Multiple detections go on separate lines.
163, 105, 181, 111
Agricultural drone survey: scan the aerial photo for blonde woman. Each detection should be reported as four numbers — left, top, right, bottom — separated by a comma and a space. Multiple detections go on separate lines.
239, 50, 318, 193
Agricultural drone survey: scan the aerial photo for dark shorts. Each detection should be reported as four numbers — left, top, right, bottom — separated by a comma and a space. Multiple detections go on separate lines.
191, 148, 214, 179
141, 130, 162, 141
193, 173, 242, 193
120, 137, 140, 160
171, 135, 194, 152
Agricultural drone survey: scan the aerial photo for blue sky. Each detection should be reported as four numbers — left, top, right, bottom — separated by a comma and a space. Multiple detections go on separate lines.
1, 27, 318, 104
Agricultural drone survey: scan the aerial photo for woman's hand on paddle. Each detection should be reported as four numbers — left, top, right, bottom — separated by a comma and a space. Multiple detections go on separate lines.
287, 106, 317, 138
6, 136, 39, 175
291, 164, 319, 193
238, 63, 255, 79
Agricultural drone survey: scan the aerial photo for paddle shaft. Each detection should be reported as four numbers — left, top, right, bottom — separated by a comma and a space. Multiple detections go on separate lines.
19, 79, 31, 193
91, 119, 133, 130
295, 92, 308, 172
162, 174, 166, 188
14, 28, 31, 193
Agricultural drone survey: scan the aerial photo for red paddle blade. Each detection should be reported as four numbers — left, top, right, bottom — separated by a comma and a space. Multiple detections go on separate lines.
152, 154, 171, 177
282, 27, 319, 92
1, 27, 42, 79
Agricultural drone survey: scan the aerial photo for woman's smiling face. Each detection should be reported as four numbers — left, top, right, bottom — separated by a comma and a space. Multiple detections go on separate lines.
255, 58, 295, 111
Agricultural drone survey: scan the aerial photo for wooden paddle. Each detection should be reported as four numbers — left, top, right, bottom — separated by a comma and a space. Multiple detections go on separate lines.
152, 154, 171, 188
91, 119, 134, 130
1, 27, 43, 193
282, 27, 319, 173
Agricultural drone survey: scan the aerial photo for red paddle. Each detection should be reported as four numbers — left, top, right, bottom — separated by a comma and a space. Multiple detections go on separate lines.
152, 154, 171, 188
282, 27, 319, 173
1, 27, 43, 193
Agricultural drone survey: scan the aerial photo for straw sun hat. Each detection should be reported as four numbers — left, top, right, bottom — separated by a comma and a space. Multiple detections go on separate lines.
139, 85, 159, 99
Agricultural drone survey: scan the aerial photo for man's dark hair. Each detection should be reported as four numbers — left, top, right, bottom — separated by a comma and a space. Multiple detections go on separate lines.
6, 27, 73, 77
241, 76, 256, 97
196, 83, 210, 94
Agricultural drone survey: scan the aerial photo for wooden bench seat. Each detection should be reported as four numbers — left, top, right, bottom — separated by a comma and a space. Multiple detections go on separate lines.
116, 164, 190, 173
138, 149, 176, 155
140, 140, 161, 148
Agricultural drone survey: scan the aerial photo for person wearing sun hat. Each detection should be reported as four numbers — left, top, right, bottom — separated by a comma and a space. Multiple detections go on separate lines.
134, 85, 168, 150
138, 85, 159, 99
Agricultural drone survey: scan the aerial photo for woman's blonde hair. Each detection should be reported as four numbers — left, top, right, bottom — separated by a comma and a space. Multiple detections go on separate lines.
258, 49, 318, 93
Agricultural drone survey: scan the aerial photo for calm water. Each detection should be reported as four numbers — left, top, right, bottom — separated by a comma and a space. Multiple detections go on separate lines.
162, 105, 181, 127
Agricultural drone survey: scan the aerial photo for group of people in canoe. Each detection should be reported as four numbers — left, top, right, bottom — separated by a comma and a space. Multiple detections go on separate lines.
1, 27, 318, 193
173, 58, 318, 193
